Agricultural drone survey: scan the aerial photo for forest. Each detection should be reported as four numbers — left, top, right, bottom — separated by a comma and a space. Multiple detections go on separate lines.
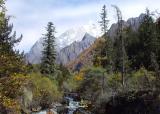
0, 0, 160, 114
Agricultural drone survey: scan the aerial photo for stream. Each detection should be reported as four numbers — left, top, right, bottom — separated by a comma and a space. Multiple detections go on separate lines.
32, 93, 89, 114
32, 101, 80, 114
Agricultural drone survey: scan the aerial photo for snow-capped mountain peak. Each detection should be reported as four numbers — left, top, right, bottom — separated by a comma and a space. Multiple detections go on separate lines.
56, 22, 101, 50
83, 21, 101, 38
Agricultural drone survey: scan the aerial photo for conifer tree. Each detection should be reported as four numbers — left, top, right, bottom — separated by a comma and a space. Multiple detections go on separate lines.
135, 9, 157, 69
98, 5, 113, 95
40, 22, 56, 75
99, 5, 113, 73
0, 12, 25, 77
0, 1, 29, 113
99, 5, 109, 36
156, 17, 160, 67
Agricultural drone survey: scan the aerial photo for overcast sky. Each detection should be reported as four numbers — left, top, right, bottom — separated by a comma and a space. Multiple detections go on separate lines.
6, 0, 160, 52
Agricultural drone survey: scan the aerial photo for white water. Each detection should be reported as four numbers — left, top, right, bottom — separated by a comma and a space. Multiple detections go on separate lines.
32, 111, 46, 114
33, 97, 81, 114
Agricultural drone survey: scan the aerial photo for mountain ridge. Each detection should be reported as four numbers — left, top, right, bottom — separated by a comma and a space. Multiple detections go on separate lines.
56, 33, 96, 64
26, 13, 144, 65
25, 23, 100, 64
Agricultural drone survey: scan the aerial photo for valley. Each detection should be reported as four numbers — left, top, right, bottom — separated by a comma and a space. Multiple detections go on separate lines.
0, 0, 160, 114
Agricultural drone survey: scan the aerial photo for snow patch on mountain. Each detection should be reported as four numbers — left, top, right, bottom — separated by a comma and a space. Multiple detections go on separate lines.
57, 22, 101, 50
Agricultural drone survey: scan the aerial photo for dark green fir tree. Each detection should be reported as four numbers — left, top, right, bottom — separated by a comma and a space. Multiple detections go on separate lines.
40, 22, 56, 76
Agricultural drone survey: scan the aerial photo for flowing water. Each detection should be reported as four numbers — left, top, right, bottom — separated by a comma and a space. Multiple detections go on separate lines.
32, 96, 81, 114
32, 111, 46, 114
32, 92, 92, 114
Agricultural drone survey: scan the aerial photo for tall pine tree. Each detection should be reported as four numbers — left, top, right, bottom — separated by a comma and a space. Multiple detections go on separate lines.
99, 5, 113, 73
40, 22, 56, 75
99, 5, 109, 35
0, 12, 25, 77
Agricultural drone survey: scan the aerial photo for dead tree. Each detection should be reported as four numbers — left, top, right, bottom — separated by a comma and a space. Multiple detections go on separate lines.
112, 5, 125, 88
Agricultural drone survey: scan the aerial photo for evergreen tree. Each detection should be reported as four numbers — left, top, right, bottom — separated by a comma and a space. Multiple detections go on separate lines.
125, 26, 138, 71
97, 5, 113, 95
156, 17, 160, 68
0, 13, 25, 77
99, 5, 113, 73
0, 1, 29, 113
134, 9, 157, 69
99, 5, 109, 35
125, 9, 160, 71
40, 22, 56, 75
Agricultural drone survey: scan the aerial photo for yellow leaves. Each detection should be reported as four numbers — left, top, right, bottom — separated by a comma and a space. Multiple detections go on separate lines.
74, 69, 86, 81
75, 73, 84, 81
0, 74, 30, 99
0, 51, 27, 77
0, 93, 21, 113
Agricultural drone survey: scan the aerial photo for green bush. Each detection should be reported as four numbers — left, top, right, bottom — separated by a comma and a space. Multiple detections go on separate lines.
63, 74, 80, 92
126, 67, 156, 92
76, 67, 106, 101
107, 72, 122, 93
29, 73, 62, 109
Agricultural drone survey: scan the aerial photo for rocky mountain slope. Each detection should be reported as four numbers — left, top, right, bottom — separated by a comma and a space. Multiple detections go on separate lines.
56, 33, 96, 64
108, 14, 144, 39
66, 38, 105, 70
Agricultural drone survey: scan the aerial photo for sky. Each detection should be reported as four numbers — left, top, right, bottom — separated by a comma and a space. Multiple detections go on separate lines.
5, 0, 160, 52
